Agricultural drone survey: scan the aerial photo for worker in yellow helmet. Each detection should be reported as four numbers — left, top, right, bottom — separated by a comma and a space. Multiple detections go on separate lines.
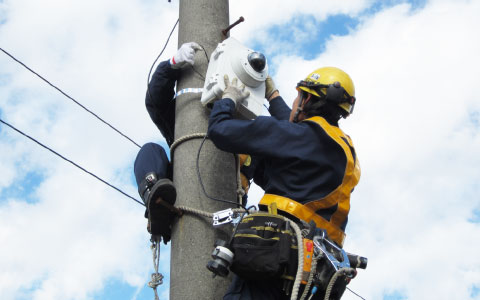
208, 67, 360, 300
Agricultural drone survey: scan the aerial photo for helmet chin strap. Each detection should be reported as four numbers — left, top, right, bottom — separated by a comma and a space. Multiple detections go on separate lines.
293, 107, 303, 123
293, 93, 311, 123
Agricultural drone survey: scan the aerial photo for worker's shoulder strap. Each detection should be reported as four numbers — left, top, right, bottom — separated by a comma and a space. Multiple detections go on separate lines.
259, 194, 346, 247
301, 117, 360, 244
303, 116, 361, 204
304, 116, 355, 149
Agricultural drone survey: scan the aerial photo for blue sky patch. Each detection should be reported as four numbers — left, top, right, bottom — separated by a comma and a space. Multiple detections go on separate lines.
469, 111, 480, 127
0, 170, 45, 204
366, 0, 427, 15
93, 269, 170, 300
93, 278, 146, 300
384, 290, 407, 300
10, 275, 46, 300
250, 0, 427, 65
469, 209, 480, 224
0, 7, 6, 26
106, 15, 120, 33
0, 72, 11, 86
301, 14, 359, 60
471, 285, 480, 298
252, 13, 359, 62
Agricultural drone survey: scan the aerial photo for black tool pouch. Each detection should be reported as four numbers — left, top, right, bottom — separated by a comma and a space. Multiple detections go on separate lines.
230, 213, 294, 280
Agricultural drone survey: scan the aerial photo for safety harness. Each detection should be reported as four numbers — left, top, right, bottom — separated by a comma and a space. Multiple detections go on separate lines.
259, 116, 360, 247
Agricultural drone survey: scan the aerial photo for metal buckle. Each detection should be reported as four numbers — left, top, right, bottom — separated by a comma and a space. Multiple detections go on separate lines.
313, 231, 350, 271
213, 208, 234, 226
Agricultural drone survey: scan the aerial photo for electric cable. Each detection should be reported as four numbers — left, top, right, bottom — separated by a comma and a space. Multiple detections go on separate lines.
346, 287, 366, 300
190, 44, 210, 80
146, 18, 179, 105
190, 66, 206, 80
199, 44, 210, 63
0, 118, 145, 207
0, 47, 141, 149
146, 17, 209, 95
196, 135, 245, 209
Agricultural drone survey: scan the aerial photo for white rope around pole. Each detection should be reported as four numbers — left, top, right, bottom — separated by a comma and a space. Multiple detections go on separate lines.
169, 132, 207, 157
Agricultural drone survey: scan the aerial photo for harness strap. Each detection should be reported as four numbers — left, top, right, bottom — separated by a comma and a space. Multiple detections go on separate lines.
259, 194, 345, 247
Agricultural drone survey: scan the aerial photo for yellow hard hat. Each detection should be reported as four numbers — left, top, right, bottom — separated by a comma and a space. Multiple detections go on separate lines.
297, 67, 356, 115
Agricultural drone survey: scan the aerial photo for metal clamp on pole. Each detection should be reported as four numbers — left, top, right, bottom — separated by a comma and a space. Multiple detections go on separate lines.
213, 208, 234, 226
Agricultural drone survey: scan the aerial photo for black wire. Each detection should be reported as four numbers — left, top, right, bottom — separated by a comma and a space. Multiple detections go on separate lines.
147, 18, 179, 105
190, 45, 210, 80
347, 287, 366, 300
0, 118, 145, 207
146, 16, 210, 95
199, 44, 210, 63
190, 66, 206, 80
196, 135, 245, 209
0, 47, 141, 149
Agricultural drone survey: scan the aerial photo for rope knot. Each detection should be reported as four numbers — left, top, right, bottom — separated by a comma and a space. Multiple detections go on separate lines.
236, 187, 246, 197
148, 272, 164, 288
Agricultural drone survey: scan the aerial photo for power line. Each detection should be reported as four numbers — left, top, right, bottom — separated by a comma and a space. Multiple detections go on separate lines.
0, 47, 141, 149
0, 118, 145, 207
347, 287, 366, 300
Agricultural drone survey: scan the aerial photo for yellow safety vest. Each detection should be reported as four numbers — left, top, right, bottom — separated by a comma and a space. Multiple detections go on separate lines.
259, 116, 361, 247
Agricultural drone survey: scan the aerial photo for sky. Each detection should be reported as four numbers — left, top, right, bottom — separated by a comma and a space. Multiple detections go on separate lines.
1, 0, 479, 299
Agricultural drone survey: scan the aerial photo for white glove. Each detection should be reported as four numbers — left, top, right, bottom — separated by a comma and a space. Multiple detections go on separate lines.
222, 75, 250, 107
170, 42, 202, 69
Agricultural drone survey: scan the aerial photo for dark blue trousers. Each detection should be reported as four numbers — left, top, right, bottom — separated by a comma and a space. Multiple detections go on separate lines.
133, 143, 171, 191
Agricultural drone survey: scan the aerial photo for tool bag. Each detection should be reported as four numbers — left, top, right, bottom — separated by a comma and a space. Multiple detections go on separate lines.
230, 212, 295, 280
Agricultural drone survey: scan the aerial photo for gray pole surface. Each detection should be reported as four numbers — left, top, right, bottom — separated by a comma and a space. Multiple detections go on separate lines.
171, 1, 235, 299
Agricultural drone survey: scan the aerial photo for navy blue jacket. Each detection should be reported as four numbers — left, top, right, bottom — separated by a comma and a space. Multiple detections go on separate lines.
208, 98, 347, 205
146, 60, 179, 146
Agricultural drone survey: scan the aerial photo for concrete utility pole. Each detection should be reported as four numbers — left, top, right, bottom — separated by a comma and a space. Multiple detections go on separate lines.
171, 1, 235, 299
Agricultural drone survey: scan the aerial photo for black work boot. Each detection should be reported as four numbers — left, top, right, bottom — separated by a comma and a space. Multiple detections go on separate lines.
138, 172, 177, 243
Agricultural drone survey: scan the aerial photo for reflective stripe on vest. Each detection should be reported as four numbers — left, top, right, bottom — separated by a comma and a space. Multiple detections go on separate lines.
259, 116, 360, 247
